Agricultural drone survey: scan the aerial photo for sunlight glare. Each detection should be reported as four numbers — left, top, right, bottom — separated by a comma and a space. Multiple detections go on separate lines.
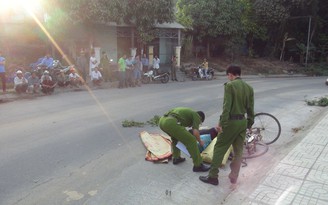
0, 0, 41, 12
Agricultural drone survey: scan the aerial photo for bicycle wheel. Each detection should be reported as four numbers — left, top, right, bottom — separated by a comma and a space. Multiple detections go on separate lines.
243, 141, 269, 159
253, 112, 281, 145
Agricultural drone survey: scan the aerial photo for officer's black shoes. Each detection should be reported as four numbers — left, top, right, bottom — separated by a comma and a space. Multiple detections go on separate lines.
199, 175, 219, 186
228, 173, 237, 184
173, 157, 186, 165
192, 163, 210, 172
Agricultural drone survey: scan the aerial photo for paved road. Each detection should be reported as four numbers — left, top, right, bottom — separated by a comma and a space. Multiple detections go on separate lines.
0, 76, 327, 205
226, 108, 328, 205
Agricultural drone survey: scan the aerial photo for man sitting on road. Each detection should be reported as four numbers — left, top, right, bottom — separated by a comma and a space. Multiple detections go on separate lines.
40, 70, 56, 94
69, 67, 83, 87
91, 67, 103, 86
14, 70, 28, 94
56, 70, 70, 87
27, 71, 40, 94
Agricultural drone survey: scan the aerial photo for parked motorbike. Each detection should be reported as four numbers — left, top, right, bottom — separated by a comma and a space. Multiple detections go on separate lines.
34, 60, 71, 86
191, 66, 215, 80
52, 60, 71, 76
141, 69, 170, 84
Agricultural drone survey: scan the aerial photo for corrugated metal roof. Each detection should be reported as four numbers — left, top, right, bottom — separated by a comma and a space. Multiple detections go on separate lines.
106, 21, 184, 29
154, 22, 185, 29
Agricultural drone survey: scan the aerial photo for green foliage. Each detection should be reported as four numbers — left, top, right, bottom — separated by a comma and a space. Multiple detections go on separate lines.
306, 96, 328, 106
41, 0, 328, 63
317, 34, 328, 62
181, 35, 193, 59
122, 115, 161, 127
304, 63, 328, 76
147, 115, 161, 127
55, 0, 175, 44
122, 120, 146, 127
253, 0, 290, 24
176, 0, 246, 58
177, 0, 244, 39
318, 97, 328, 106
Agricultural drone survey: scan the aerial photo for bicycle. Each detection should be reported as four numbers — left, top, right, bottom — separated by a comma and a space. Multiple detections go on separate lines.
243, 112, 281, 159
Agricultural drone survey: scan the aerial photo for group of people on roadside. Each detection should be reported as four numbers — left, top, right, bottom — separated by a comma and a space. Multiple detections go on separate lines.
1, 50, 180, 95
28, 50, 106, 89
12, 65, 87, 95
118, 54, 145, 88
117, 53, 179, 89
75, 50, 114, 87
13, 70, 57, 95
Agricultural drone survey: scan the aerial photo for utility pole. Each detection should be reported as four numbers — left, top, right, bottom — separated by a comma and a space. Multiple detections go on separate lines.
305, 16, 312, 67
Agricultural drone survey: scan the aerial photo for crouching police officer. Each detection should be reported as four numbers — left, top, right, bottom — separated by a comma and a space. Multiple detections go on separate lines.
159, 107, 210, 172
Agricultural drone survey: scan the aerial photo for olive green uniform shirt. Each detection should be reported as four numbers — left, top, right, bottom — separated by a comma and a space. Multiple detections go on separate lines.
165, 107, 202, 129
219, 77, 254, 129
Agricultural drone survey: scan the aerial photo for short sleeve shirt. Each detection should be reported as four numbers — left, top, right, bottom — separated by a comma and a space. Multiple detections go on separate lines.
118, 57, 126, 71
0, 56, 5, 73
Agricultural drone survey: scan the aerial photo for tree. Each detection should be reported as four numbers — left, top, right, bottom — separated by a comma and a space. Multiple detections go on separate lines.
239, 0, 267, 57
49, 0, 175, 45
251, 0, 317, 57
176, 0, 246, 59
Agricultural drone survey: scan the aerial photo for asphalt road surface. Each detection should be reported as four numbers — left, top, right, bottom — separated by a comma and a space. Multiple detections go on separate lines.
0, 76, 327, 205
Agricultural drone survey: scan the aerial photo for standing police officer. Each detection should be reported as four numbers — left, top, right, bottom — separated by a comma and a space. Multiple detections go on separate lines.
199, 65, 255, 185
159, 107, 210, 172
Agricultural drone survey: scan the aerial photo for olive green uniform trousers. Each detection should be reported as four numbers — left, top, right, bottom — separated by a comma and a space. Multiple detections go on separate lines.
159, 116, 203, 167
208, 119, 247, 178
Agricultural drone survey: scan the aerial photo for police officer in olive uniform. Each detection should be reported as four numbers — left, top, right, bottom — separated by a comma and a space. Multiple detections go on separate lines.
200, 65, 254, 185
159, 107, 210, 172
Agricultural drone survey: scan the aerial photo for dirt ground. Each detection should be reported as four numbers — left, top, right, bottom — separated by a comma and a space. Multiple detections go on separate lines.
182, 56, 304, 75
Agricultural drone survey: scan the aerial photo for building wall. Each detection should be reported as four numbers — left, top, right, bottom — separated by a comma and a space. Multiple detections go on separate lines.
93, 25, 118, 62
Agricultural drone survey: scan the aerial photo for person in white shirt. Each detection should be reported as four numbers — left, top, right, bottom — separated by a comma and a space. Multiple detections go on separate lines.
153, 55, 160, 75
69, 67, 83, 87
14, 70, 28, 94
89, 53, 98, 76
91, 67, 103, 86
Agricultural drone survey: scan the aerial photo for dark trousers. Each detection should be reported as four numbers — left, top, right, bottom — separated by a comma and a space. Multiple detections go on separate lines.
0, 72, 6, 92
92, 79, 102, 86
78, 68, 87, 82
57, 81, 70, 87
41, 81, 56, 94
118, 71, 126, 88
126, 69, 134, 87
159, 116, 203, 167
15, 84, 28, 94
171, 65, 177, 80
41, 86, 55, 94
102, 67, 110, 82
209, 119, 247, 179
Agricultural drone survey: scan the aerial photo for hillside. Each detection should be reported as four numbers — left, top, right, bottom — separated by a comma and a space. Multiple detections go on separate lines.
182, 56, 305, 75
